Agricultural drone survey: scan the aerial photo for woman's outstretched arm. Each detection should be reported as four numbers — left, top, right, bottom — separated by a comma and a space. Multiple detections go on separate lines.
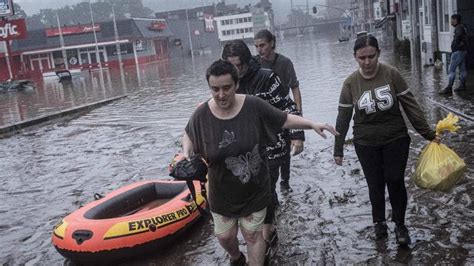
283, 114, 339, 139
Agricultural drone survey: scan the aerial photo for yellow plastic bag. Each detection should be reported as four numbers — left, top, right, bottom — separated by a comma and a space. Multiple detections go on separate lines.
413, 143, 466, 191
413, 113, 466, 191
435, 113, 460, 134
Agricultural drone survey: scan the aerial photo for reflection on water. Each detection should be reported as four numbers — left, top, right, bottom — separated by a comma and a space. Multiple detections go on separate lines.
0, 32, 472, 265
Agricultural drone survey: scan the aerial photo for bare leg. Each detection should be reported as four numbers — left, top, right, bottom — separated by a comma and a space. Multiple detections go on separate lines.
262, 224, 274, 242
241, 226, 266, 266
216, 223, 241, 260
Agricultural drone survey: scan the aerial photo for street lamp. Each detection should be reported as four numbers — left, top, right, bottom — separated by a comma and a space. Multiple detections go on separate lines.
311, 3, 351, 18
311, 3, 352, 40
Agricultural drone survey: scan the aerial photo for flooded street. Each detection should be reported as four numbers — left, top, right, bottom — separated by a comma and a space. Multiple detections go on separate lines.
0, 32, 472, 265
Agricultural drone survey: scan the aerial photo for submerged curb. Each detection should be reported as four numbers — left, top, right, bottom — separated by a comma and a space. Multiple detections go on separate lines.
427, 98, 474, 122
0, 95, 127, 138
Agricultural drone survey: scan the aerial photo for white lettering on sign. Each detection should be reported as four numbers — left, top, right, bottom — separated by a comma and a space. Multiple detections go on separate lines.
0, 23, 18, 39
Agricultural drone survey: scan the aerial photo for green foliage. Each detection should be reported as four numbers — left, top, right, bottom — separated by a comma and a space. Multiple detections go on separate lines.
25, 0, 154, 30
11, 3, 27, 19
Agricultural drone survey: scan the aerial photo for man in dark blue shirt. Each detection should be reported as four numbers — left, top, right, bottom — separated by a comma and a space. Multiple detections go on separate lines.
440, 14, 468, 94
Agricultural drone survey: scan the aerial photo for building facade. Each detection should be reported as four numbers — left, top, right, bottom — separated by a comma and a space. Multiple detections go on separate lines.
412, 0, 469, 67
215, 12, 254, 43
350, 0, 380, 33
155, 4, 244, 57
1, 18, 172, 81
214, 8, 272, 43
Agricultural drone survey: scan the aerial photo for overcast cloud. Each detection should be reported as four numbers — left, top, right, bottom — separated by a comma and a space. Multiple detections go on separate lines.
14, 0, 328, 24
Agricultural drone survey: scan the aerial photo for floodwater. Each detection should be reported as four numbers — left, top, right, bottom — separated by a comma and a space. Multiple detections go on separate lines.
0, 32, 472, 265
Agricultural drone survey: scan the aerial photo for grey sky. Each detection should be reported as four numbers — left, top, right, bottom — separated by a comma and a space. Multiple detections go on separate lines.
14, 0, 328, 23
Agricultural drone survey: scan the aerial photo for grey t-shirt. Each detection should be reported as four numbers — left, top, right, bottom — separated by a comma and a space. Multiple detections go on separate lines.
259, 53, 299, 89
185, 95, 287, 217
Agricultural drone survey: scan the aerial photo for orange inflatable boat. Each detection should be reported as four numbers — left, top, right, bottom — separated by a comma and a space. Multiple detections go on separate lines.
52, 180, 206, 262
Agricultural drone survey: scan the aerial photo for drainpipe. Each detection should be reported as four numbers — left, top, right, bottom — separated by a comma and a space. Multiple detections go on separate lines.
410, 0, 421, 68
430, 0, 439, 61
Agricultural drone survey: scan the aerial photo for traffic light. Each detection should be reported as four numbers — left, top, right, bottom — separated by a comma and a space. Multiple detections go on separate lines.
312, 6, 317, 14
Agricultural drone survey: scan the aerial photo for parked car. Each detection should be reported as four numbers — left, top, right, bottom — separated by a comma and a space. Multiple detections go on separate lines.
356, 31, 368, 38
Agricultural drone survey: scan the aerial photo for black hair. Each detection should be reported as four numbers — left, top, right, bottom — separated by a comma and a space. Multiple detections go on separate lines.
254, 29, 276, 49
353, 35, 380, 55
206, 59, 239, 84
221, 40, 252, 65
451, 14, 461, 22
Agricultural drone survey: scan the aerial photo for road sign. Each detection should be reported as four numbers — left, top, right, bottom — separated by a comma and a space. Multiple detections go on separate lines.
0, 18, 27, 41
0, 0, 13, 17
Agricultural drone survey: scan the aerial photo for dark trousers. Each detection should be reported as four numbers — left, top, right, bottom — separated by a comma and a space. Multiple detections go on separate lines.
354, 136, 411, 225
280, 147, 291, 183
264, 145, 291, 224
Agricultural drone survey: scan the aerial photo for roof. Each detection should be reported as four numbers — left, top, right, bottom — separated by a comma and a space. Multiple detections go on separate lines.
10, 18, 171, 53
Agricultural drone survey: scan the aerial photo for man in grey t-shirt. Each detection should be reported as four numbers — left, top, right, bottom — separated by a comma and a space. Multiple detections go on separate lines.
255, 29, 303, 191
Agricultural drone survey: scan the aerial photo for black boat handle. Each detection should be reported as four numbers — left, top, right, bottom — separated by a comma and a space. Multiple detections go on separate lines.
72, 230, 93, 245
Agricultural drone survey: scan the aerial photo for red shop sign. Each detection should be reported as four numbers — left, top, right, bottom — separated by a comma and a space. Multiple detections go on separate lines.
46, 24, 101, 37
0, 18, 27, 41
148, 20, 167, 31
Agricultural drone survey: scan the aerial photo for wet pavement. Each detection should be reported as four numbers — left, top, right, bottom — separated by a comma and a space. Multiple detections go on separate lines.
0, 32, 472, 265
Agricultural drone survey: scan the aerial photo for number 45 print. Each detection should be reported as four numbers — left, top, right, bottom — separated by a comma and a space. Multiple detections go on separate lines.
357, 85, 394, 114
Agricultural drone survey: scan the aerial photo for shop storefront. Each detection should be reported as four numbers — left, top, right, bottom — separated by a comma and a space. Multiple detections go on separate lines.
1, 18, 171, 81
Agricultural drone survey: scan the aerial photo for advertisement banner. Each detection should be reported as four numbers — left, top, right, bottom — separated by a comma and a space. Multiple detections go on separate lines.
0, 18, 27, 41
45, 24, 101, 37
0, 0, 13, 17
204, 14, 214, 32
148, 20, 167, 31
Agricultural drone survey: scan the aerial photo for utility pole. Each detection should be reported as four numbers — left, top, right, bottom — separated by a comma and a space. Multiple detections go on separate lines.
89, 0, 106, 91
306, 0, 309, 28
185, 8, 195, 68
89, 1, 103, 74
112, 5, 123, 71
56, 11, 68, 70
4, 41, 13, 80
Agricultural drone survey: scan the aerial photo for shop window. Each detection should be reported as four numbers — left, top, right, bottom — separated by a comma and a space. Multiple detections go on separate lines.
52, 50, 66, 68
106, 43, 133, 56
66, 49, 79, 66
80, 53, 89, 64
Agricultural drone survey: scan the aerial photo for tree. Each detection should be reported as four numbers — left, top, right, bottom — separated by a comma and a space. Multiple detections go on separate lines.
25, 0, 154, 29
0, 3, 28, 19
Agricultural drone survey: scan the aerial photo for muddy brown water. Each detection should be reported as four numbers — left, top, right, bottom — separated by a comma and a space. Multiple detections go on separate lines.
0, 32, 472, 265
